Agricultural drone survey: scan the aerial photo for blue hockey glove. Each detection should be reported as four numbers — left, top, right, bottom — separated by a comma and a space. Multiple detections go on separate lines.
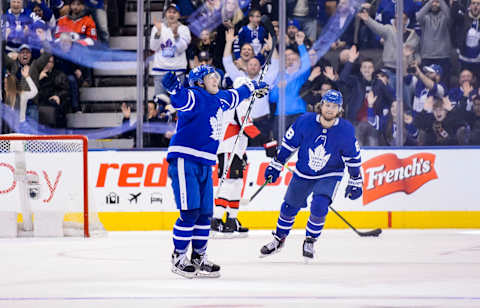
162, 72, 181, 95
345, 175, 363, 200
264, 159, 283, 183
245, 80, 269, 98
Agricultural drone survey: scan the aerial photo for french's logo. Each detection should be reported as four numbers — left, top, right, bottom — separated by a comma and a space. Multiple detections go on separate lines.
362, 153, 438, 204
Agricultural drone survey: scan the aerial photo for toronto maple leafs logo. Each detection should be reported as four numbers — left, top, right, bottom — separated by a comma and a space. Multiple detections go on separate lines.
161, 39, 176, 58
209, 109, 223, 140
308, 144, 331, 172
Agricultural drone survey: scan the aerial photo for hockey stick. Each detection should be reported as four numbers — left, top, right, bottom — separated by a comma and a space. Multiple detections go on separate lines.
240, 176, 272, 205
283, 164, 382, 237
327, 205, 382, 237
216, 15, 277, 199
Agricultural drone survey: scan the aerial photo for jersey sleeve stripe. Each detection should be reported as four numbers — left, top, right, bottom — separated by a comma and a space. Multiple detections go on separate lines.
342, 154, 361, 161
225, 89, 240, 109
345, 161, 362, 167
177, 90, 196, 111
281, 141, 297, 152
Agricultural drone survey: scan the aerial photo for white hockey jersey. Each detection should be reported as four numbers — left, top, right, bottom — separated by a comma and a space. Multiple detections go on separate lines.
217, 97, 261, 157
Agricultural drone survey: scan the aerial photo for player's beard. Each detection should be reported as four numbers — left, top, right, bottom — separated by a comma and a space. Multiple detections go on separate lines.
321, 110, 338, 122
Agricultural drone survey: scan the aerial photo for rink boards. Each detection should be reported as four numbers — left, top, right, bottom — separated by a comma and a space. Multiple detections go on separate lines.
1, 147, 479, 230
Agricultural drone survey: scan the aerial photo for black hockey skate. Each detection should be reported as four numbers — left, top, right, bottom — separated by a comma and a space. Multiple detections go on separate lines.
210, 217, 234, 239
259, 232, 285, 257
171, 251, 196, 279
225, 214, 249, 238
302, 236, 317, 262
191, 250, 221, 278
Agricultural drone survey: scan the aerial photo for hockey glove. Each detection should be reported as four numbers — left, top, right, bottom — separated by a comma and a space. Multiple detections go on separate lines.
263, 139, 278, 158
162, 72, 181, 95
345, 175, 363, 200
264, 159, 283, 183
245, 80, 269, 98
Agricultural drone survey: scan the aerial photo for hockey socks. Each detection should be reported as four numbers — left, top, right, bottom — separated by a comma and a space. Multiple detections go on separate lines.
275, 202, 301, 238
306, 214, 326, 238
192, 215, 211, 254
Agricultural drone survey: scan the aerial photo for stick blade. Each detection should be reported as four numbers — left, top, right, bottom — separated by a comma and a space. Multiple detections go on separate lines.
358, 228, 382, 237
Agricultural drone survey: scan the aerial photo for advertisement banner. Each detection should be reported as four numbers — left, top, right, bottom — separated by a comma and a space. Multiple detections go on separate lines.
88, 148, 479, 212
1, 148, 478, 214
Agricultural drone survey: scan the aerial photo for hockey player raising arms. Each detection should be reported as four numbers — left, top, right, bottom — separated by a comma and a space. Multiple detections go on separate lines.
162, 65, 267, 278
260, 90, 363, 261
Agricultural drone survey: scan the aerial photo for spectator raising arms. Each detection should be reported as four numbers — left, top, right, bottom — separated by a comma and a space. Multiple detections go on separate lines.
269, 31, 311, 138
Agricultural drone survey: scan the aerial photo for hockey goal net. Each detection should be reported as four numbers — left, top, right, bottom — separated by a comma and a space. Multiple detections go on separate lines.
0, 134, 105, 237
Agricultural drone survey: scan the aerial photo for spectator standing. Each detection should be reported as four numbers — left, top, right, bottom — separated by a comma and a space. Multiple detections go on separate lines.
55, 0, 97, 46
2, 0, 35, 51
409, 63, 447, 114
28, 1, 56, 39
287, 0, 318, 42
340, 47, 395, 145
3, 42, 51, 129
358, 9, 420, 89
233, 8, 267, 59
416, 0, 452, 87
52, 33, 87, 113
285, 18, 312, 51
269, 31, 311, 138
223, 28, 279, 144
150, 3, 191, 97
451, 0, 480, 73
3, 65, 38, 132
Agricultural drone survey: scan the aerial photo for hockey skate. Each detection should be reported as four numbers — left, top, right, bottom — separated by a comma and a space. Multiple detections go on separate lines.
259, 232, 285, 257
171, 251, 196, 279
302, 237, 317, 263
210, 218, 235, 239
191, 250, 221, 278
225, 214, 249, 238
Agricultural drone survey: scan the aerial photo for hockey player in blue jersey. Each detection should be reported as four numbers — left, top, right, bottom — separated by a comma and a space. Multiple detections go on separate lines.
162, 64, 267, 278
260, 89, 363, 261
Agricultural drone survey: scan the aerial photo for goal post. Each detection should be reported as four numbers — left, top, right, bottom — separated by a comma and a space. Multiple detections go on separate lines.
0, 134, 104, 237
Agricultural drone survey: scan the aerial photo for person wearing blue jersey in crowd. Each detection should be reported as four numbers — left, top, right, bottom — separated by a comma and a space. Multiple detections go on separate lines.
162, 65, 268, 278
260, 90, 363, 261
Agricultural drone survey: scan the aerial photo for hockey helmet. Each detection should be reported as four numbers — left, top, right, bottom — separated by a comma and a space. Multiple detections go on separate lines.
321, 89, 343, 106
188, 64, 219, 87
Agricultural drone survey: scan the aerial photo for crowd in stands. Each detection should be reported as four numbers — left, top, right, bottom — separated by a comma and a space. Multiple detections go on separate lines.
1, 0, 480, 146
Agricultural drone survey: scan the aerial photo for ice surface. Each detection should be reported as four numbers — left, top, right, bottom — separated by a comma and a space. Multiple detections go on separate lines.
1, 229, 479, 307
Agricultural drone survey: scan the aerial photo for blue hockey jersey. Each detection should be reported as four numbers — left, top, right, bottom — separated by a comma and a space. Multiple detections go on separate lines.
277, 113, 361, 179
167, 85, 252, 165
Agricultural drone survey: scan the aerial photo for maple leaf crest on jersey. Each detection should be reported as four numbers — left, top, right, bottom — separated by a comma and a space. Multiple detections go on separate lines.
308, 144, 331, 172
209, 109, 223, 140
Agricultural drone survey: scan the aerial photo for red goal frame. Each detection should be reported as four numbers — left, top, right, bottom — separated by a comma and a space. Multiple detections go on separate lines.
0, 135, 90, 237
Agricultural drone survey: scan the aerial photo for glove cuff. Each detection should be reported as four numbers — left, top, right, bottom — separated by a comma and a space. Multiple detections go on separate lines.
244, 80, 256, 93
263, 140, 278, 149
270, 159, 283, 171
348, 175, 363, 188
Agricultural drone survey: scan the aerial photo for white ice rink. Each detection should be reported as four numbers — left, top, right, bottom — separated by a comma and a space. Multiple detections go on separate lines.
1, 229, 480, 308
